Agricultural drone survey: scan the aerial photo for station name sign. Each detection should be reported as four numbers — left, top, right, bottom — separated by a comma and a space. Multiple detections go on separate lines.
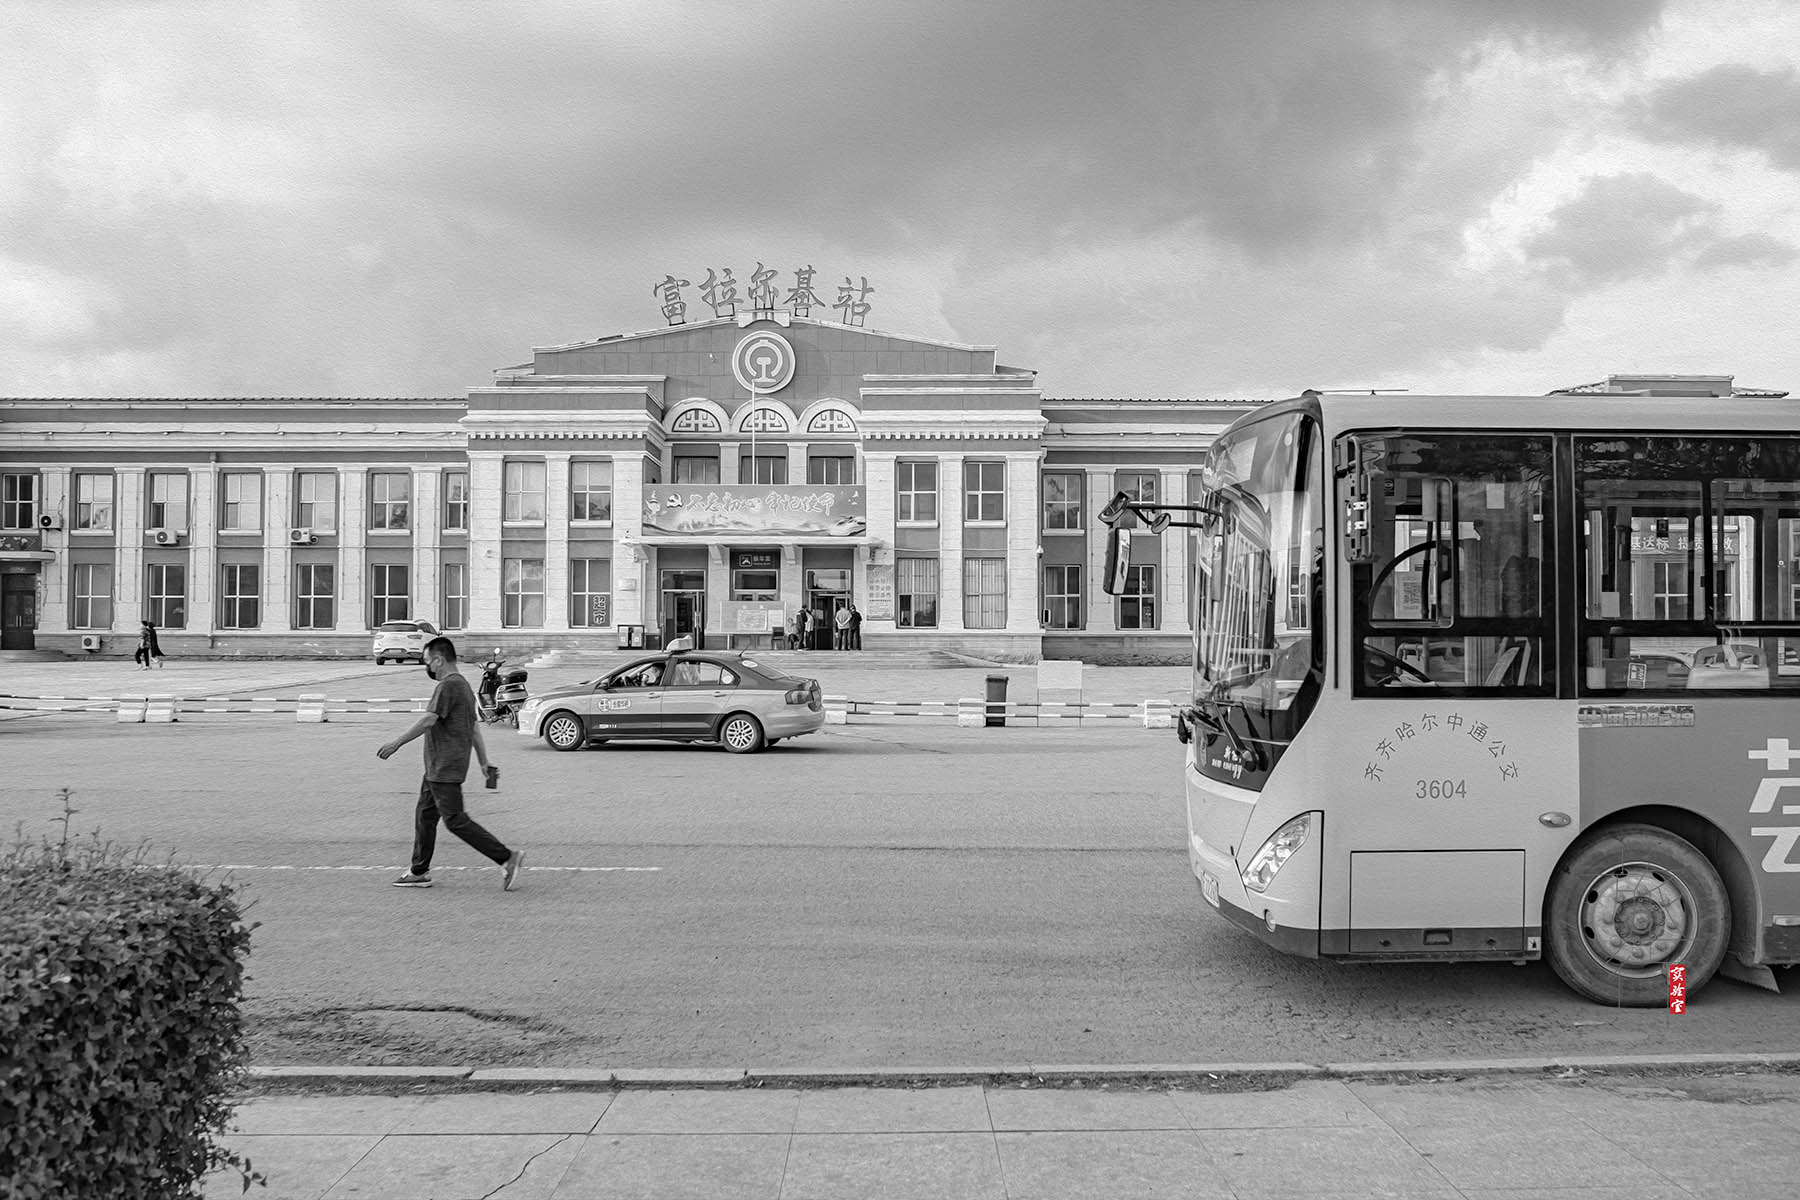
653, 264, 874, 327
643, 485, 867, 538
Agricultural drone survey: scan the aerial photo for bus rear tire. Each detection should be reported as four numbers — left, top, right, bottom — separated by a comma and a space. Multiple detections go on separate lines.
1545, 823, 1729, 1007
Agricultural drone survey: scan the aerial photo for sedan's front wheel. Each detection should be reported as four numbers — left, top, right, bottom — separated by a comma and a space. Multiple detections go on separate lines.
542, 711, 587, 752
719, 713, 765, 754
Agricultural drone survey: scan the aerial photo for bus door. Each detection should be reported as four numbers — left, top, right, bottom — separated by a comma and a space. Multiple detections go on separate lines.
1336, 431, 1570, 958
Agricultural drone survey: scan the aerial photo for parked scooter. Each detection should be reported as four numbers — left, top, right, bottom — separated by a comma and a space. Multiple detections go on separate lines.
478, 650, 530, 726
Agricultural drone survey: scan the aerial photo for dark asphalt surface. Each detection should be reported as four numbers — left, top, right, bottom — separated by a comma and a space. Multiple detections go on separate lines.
7, 703, 1800, 1069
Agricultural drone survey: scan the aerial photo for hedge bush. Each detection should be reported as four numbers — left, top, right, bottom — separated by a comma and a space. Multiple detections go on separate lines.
1, 821, 261, 1198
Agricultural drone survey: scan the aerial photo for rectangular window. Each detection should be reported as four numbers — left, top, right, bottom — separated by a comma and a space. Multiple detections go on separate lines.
147, 473, 189, 531
442, 471, 469, 531
369, 563, 410, 625
1, 473, 36, 529
146, 563, 186, 629
1043, 564, 1081, 630
963, 556, 1007, 629
571, 461, 614, 523
673, 455, 720, 484
503, 461, 546, 523
897, 557, 939, 628
294, 563, 335, 630
897, 461, 938, 523
1118, 564, 1156, 630
294, 472, 335, 532
1115, 471, 1158, 506
219, 563, 260, 629
738, 453, 789, 485
1042, 472, 1083, 531
220, 472, 261, 531
503, 557, 545, 627
74, 473, 114, 531
963, 462, 1005, 523
570, 558, 611, 626
441, 562, 468, 630
730, 550, 779, 602
807, 456, 855, 485
369, 472, 410, 530
72, 563, 113, 629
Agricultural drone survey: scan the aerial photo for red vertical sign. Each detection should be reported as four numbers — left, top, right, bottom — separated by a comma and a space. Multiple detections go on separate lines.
1668, 963, 1687, 1014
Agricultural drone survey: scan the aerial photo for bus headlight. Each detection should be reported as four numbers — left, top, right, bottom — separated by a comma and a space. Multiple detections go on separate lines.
1241, 814, 1312, 894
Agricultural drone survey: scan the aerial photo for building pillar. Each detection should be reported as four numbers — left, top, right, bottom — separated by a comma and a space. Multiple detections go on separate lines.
115, 468, 146, 629
467, 452, 504, 632
861, 453, 895, 632
938, 454, 964, 633
186, 468, 216, 633
412, 468, 440, 627
1086, 470, 1113, 633
1162, 470, 1188, 634
1005, 451, 1042, 633
39, 467, 71, 632
262, 470, 292, 631
542, 452, 572, 632
720, 442, 740, 486
334, 468, 366, 633
611, 453, 645, 628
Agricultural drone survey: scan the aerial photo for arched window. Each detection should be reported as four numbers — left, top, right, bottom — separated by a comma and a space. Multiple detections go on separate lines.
807, 408, 856, 435
741, 406, 791, 434
671, 407, 722, 434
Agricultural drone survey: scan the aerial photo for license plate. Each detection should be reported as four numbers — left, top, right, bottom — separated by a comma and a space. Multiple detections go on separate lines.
1200, 872, 1220, 908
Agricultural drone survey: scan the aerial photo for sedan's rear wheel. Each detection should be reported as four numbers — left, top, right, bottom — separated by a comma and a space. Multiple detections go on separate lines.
720, 712, 765, 754
543, 711, 587, 752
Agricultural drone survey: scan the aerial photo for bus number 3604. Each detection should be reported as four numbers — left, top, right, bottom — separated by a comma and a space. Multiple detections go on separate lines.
1416, 779, 1468, 800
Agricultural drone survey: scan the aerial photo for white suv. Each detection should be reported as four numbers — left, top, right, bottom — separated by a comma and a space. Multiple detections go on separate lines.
372, 620, 441, 665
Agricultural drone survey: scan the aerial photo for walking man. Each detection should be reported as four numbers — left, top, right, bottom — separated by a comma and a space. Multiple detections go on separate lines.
378, 635, 524, 891
833, 603, 851, 650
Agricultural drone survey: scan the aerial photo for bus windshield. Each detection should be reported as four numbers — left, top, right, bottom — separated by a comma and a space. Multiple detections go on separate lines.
1193, 411, 1322, 718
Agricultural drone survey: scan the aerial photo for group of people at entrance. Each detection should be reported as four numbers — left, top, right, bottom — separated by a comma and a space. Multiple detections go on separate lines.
787, 603, 861, 650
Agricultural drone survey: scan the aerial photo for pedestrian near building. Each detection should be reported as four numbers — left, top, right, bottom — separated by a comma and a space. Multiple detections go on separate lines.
378, 635, 525, 891
847, 602, 862, 650
791, 606, 809, 651
134, 619, 165, 670
833, 604, 851, 650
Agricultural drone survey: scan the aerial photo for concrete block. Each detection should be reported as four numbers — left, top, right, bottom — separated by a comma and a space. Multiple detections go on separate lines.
956, 697, 984, 727
116, 696, 146, 723
296, 693, 329, 723
144, 693, 179, 723
1142, 699, 1174, 728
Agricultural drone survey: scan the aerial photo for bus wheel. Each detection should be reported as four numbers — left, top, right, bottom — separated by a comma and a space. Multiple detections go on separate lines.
1545, 823, 1729, 1007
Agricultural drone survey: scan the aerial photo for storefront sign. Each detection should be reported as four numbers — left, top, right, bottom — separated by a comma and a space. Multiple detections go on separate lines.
589, 594, 610, 625
643, 486, 867, 538
865, 564, 894, 620
653, 265, 874, 325
1630, 532, 1740, 555
732, 550, 779, 570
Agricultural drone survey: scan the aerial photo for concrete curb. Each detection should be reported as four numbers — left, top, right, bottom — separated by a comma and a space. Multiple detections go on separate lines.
246, 1051, 1800, 1089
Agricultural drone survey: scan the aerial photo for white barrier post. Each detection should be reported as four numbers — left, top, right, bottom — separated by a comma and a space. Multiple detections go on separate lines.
116, 695, 146, 723
956, 697, 984, 728
824, 694, 849, 725
296, 693, 329, 723
1142, 699, 1174, 728
143, 694, 179, 723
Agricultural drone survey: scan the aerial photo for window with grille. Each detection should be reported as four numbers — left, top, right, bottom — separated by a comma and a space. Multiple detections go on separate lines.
146, 563, 186, 629
220, 473, 260, 531
1042, 473, 1082, 531
738, 452, 789, 484
293, 472, 333, 532
807, 409, 855, 435
674, 455, 720, 484
1118, 564, 1157, 630
570, 558, 611, 626
503, 461, 546, 523
441, 563, 468, 629
148, 473, 189, 531
220, 563, 261, 629
72, 563, 112, 629
897, 461, 937, 523
807, 456, 855, 485
370, 472, 410, 530
442, 472, 468, 531
672, 407, 722, 434
1, 473, 35, 529
897, 557, 939, 628
294, 563, 335, 629
963, 557, 1007, 628
1043, 564, 1082, 630
571, 461, 614, 522
964, 462, 1005, 523
369, 564, 410, 625
503, 557, 545, 627
75, 474, 114, 530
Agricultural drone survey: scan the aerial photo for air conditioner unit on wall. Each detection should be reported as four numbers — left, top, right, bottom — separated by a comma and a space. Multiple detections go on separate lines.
154, 529, 181, 546
38, 514, 60, 530
288, 527, 316, 545
80, 634, 102, 652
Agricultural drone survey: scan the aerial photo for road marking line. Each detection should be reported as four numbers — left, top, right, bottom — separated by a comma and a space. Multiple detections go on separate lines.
187, 863, 661, 873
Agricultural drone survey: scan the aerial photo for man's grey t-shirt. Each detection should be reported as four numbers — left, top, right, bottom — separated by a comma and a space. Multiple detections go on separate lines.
424, 672, 477, 783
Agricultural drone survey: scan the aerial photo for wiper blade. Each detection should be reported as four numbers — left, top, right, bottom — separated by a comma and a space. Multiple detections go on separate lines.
1185, 695, 1263, 771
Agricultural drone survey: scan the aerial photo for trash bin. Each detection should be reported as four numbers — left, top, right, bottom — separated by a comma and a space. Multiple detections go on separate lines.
985, 674, 1009, 727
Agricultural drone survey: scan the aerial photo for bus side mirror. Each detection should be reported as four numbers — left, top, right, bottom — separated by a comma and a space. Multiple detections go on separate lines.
1102, 528, 1133, 595
1099, 491, 1132, 525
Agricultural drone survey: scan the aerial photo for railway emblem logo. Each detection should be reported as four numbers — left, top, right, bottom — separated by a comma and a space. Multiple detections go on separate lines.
732, 331, 796, 395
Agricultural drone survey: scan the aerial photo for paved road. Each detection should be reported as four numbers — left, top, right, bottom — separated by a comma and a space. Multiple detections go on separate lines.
6, 704, 1799, 1069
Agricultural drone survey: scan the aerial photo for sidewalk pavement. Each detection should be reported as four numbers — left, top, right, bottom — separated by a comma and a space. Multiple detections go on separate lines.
207, 1061, 1800, 1198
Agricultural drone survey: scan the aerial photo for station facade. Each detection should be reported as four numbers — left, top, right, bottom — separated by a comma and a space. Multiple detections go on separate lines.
0, 315, 1254, 661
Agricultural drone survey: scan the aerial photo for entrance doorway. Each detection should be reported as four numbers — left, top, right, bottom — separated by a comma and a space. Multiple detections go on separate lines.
659, 569, 706, 650
1, 571, 37, 651
806, 568, 852, 649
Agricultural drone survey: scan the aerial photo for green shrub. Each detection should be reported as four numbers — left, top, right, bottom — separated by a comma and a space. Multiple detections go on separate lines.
1, 804, 262, 1199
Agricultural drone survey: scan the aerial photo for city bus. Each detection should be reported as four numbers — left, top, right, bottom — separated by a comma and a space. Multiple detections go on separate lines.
1100, 389, 1800, 1005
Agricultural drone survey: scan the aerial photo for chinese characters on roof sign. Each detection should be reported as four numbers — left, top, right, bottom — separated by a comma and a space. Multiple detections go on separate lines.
643, 485, 867, 538
653, 265, 874, 326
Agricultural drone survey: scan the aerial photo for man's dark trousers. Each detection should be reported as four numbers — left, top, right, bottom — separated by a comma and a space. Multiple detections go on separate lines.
411, 777, 510, 875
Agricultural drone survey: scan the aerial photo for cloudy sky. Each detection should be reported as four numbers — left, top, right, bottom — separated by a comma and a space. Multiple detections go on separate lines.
5, 0, 1799, 401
